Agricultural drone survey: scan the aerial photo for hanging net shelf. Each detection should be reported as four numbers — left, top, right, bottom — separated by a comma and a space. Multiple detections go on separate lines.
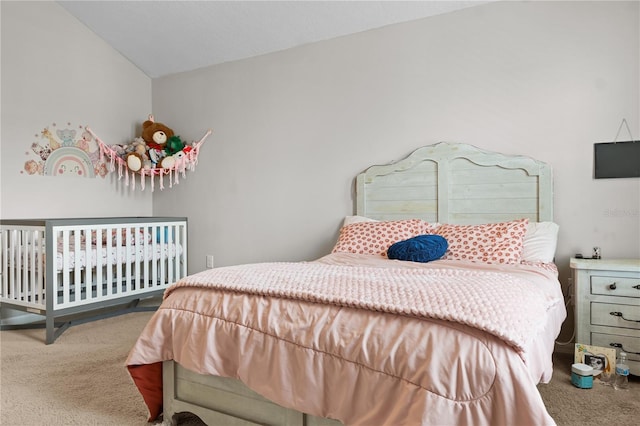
86, 121, 212, 192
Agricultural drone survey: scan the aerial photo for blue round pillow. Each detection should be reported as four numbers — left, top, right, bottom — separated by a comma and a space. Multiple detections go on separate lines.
387, 234, 448, 263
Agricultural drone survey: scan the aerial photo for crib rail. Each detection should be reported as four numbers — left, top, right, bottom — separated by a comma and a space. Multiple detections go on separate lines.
1, 225, 46, 311
1, 218, 188, 311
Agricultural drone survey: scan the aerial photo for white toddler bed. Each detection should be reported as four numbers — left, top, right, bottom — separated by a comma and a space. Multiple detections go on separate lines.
127, 142, 565, 425
0, 217, 187, 344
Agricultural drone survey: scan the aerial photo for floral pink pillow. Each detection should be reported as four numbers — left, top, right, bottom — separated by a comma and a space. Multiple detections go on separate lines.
332, 219, 436, 257
434, 218, 529, 264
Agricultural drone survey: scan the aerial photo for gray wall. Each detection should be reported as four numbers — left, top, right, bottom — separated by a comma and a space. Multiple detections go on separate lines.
151, 1, 639, 276
0, 1, 153, 219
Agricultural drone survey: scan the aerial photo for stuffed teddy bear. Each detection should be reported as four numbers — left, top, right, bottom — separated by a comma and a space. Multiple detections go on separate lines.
119, 115, 187, 172
124, 137, 151, 172
142, 116, 174, 146
141, 115, 175, 169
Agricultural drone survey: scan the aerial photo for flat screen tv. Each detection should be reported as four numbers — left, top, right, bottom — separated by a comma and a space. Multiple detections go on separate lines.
594, 140, 640, 179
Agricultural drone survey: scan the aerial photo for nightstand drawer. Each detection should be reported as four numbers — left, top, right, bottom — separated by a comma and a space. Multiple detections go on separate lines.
592, 302, 640, 331
591, 275, 640, 298
592, 333, 640, 365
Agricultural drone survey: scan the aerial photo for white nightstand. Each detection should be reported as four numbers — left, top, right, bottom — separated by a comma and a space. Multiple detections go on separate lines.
570, 258, 640, 375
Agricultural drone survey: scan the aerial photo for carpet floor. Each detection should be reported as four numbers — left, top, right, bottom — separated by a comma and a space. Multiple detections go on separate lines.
1, 312, 638, 425
539, 351, 639, 426
1, 312, 153, 425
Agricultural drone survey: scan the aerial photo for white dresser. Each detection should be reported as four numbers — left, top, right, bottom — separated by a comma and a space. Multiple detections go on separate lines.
571, 258, 640, 376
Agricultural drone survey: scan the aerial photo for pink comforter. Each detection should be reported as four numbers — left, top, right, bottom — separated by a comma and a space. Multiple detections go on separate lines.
127, 253, 566, 425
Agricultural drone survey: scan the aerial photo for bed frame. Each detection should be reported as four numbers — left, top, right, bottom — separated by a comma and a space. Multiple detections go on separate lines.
356, 142, 552, 223
0, 217, 187, 344
162, 142, 554, 425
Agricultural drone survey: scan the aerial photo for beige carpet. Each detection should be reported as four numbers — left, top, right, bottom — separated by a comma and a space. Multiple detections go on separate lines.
539, 351, 639, 426
1, 312, 638, 426
1, 312, 153, 426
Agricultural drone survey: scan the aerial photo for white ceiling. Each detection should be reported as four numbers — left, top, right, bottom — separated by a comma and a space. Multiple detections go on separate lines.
58, 1, 489, 78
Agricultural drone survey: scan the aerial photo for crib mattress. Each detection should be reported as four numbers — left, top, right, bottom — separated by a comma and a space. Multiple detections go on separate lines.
55, 243, 183, 272
14, 243, 183, 272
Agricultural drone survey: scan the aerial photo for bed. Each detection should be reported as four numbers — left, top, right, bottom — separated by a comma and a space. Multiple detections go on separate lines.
0, 217, 187, 344
126, 142, 565, 425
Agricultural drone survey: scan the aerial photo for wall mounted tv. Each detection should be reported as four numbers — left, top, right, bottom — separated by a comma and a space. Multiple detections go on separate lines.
594, 140, 640, 179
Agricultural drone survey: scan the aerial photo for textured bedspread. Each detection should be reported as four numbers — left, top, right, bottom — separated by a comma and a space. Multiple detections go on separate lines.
127, 254, 566, 425
168, 256, 559, 356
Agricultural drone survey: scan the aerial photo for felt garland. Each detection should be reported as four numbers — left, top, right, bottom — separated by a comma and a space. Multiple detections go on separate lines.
87, 127, 212, 191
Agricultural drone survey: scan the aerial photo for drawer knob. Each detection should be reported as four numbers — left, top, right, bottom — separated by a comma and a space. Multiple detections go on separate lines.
609, 342, 640, 355
610, 311, 640, 323
609, 282, 617, 290
633, 284, 640, 290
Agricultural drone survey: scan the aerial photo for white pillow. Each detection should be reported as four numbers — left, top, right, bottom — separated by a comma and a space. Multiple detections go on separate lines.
343, 215, 441, 228
522, 222, 559, 263
342, 215, 379, 226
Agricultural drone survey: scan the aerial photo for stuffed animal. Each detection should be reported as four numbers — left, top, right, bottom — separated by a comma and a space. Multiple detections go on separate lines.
141, 116, 193, 169
141, 115, 175, 169
141, 116, 174, 147
124, 137, 151, 172
118, 115, 187, 172
158, 135, 187, 169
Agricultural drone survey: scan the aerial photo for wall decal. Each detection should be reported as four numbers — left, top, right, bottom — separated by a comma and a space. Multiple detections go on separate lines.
22, 122, 108, 178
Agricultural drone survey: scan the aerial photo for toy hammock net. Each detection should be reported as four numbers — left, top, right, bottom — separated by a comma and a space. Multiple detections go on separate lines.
86, 127, 212, 191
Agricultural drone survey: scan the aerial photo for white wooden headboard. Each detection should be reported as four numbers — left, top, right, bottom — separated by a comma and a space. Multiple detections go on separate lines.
356, 142, 553, 224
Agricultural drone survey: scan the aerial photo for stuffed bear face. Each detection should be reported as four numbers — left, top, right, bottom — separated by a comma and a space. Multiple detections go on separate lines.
152, 130, 168, 144
142, 120, 175, 147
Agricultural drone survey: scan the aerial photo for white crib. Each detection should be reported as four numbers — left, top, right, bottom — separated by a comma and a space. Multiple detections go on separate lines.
0, 217, 187, 344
